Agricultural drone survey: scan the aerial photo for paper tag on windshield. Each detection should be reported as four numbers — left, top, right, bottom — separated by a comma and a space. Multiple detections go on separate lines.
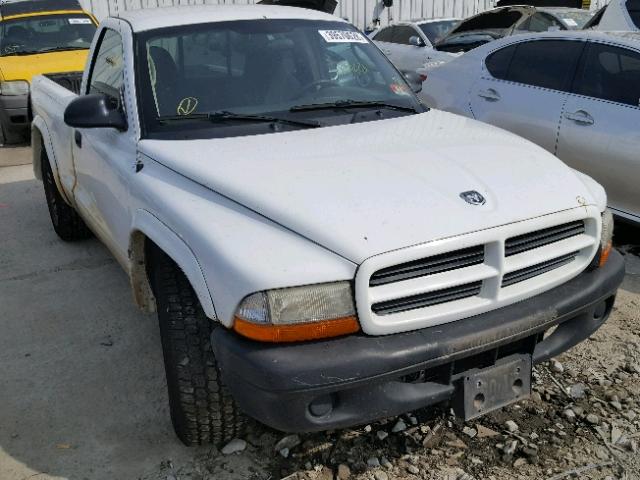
319, 30, 368, 43
69, 18, 92, 24
563, 18, 578, 27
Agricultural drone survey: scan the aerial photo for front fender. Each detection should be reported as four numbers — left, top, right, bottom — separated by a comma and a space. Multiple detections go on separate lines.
130, 209, 217, 320
31, 117, 72, 204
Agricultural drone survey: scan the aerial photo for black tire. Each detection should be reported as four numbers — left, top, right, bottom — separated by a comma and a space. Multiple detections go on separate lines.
41, 147, 92, 241
150, 247, 246, 446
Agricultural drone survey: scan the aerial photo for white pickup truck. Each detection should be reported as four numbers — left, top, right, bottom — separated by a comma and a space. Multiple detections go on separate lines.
31, 4, 625, 446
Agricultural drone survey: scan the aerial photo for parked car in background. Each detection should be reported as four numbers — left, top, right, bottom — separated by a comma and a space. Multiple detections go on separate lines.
434, 5, 594, 53
584, 0, 639, 31
371, 19, 461, 74
31, 3, 624, 447
0, 0, 97, 144
421, 31, 640, 224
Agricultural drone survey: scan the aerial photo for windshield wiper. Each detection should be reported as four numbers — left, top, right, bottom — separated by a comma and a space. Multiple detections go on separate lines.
37, 46, 90, 53
290, 100, 419, 114
158, 111, 320, 128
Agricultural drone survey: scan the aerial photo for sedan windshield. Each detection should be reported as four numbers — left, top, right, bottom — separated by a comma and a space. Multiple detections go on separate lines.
137, 19, 422, 139
554, 11, 595, 29
0, 14, 96, 56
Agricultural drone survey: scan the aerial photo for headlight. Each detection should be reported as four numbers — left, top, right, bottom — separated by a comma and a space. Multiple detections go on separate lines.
591, 209, 614, 269
234, 281, 359, 342
0, 80, 29, 96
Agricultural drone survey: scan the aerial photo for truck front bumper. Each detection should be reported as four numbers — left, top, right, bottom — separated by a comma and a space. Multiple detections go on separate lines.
0, 94, 29, 133
211, 251, 625, 433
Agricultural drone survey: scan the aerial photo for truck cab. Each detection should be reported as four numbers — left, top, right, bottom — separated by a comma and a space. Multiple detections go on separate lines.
0, 0, 97, 144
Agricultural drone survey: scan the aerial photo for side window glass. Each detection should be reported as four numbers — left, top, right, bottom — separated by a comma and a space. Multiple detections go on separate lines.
507, 40, 583, 91
527, 13, 563, 32
88, 28, 124, 103
485, 44, 516, 80
573, 43, 640, 107
373, 27, 393, 42
392, 26, 416, 45
628, 0, 640, 28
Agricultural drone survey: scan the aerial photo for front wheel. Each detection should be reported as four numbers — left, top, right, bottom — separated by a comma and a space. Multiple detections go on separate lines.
150, 247, 246, 446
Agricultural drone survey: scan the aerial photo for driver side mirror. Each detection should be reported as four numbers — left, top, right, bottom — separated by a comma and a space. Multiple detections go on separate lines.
403, 71, 423, 94
409, 36, 426, 47
64, 93, 127, 131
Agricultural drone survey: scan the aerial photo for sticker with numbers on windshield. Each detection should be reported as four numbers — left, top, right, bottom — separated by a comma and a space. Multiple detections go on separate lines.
318, 30, 368, 43
68, 18, 93, 24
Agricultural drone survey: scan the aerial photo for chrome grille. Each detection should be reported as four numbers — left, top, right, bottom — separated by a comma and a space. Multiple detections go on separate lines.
505, 221, 585, 257
370, 245, 484, 287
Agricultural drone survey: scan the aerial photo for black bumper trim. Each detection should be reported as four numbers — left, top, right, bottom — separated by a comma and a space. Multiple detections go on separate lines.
211, 251, 625, 432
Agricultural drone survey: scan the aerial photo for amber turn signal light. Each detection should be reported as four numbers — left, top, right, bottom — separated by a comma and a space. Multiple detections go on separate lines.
233, 316, 360, 343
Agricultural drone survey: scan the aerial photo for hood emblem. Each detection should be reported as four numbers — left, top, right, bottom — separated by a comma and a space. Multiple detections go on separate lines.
460, 190, 486, 206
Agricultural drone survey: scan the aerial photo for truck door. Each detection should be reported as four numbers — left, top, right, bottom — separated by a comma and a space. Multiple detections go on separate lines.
72, 26, 136, 265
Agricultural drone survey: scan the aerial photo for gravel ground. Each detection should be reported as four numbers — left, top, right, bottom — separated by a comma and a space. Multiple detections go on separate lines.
140, 226, 640, 480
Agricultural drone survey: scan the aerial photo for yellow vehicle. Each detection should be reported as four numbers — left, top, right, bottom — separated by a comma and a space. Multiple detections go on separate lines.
0, 0, 97, 144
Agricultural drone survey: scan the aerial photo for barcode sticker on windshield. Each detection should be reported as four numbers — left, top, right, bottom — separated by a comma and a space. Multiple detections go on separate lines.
68, 18, 92, 24
319, 30, 368, 43
562, 18, 578, 27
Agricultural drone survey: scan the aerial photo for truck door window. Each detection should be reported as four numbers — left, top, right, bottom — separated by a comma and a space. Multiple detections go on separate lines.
572, 43, 640, 107
88, 28, 125, 103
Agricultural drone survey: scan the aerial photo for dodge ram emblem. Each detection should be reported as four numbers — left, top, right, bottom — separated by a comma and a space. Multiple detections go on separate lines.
460, 190, 486, 206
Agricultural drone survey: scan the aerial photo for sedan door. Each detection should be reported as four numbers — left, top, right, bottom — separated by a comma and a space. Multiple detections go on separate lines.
557, 41, 640, 222
469, 39, 584, 154
372, 26, 401, 65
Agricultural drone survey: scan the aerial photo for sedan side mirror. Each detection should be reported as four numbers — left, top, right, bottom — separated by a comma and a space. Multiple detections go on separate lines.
64, 94, 127, 131
409, 35, 425, 47
403, 71, 423, 94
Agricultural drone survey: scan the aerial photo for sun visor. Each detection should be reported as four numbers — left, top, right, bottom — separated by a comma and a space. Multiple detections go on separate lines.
496, 0, 582, 6
257, 0, 338, 15
0, 0, 82, 18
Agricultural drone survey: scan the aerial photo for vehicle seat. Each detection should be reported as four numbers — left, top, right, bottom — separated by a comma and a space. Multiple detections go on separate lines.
149, 46, 181, 115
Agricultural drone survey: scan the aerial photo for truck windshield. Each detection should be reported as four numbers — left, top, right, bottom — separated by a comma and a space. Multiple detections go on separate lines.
136, 19, 422, 139
0, 13, 96, 56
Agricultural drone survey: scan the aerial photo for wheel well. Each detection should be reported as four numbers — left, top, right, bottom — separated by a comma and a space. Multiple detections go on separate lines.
32, 128, 44, 181
128, 231, 158, 314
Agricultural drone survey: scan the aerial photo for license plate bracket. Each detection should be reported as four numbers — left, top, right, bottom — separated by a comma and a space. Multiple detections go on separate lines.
453, 354, 532, 421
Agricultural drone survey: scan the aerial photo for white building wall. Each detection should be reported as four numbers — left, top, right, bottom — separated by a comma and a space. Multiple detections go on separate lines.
79, 0, 608, 30
79, 0, 498, 30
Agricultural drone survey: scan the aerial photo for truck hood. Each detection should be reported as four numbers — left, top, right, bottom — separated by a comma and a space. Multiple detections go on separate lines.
0, 49, 89, 82
139, 110, 599, 264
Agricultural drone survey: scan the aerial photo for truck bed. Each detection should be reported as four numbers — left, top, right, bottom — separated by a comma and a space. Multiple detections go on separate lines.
43, 72, 84, 95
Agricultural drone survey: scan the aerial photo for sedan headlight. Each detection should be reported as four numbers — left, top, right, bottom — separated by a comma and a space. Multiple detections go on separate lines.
591, 209, 614, 269
0, 80, 29, 96
234, 281, 359, 342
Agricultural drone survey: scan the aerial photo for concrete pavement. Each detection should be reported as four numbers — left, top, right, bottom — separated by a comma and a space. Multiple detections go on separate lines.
0, 146, 31, 168
0, 164, 208, 479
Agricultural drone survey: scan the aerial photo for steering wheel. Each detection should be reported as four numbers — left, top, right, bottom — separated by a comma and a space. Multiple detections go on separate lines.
292, 80, 336, 100
354, 69, 373, 88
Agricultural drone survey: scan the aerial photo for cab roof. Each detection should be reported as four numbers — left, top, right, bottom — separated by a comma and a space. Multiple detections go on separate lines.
118, 4, 345, 33
0, 0, 82, 19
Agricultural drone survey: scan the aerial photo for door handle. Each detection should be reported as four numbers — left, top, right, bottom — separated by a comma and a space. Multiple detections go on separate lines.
477, 88, 501, 101
74, 130, 82, 148
565, 110, 594, 125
